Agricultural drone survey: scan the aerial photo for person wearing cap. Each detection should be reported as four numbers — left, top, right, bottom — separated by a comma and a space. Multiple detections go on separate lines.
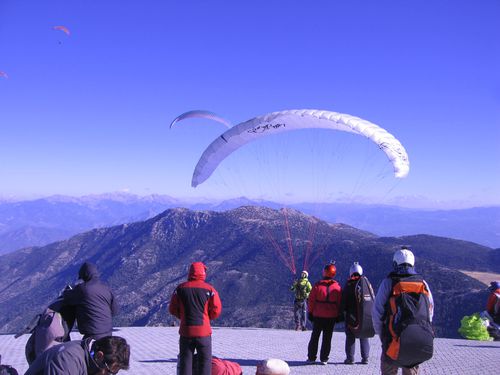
290, 270, 312, 331
255, 358, 290, 375
169, 262, 222, 375
341, 262, 371, 365
372, 247, 434, 375
306, 262, 342, 365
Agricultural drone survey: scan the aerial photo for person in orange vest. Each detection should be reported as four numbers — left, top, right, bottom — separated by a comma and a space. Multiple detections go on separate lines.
306, 261, 342, 366
372, 247, 434, 375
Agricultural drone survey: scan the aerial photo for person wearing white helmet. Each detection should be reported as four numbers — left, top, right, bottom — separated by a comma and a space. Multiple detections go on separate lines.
290, 270, 312, 331
255, 358, 290, 375
372, 246, 434, 375
340, 262, 374, 365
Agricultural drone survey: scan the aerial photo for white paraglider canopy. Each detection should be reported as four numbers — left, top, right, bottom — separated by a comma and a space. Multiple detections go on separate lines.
192, 109, 409, 188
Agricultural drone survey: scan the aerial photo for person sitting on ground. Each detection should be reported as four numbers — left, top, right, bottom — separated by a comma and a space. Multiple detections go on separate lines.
53, 262, 118, 340
25, 335, 130, 375
255, 358, 290, 375
290, 270, 312, 331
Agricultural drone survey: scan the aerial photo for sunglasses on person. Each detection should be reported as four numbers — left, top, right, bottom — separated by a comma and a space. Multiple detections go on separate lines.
102, 359, 119, 375
91, 351, 119, 375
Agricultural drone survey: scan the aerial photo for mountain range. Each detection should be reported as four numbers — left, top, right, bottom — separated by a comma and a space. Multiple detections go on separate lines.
1, 206, 498, 338
0, 193, 499, 255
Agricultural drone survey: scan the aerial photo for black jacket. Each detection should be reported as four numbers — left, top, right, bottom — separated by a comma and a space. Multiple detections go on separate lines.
341, 276, 360, 326
58, 263, 118, 338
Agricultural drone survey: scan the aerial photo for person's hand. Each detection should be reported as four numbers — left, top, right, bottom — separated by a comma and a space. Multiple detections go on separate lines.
308, 314, 314, 322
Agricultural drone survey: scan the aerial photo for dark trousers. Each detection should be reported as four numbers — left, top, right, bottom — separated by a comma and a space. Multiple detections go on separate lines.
345, 327, 370, 361
307, 317, 335, 362
178, 336, 212, 375
293, 300, 307, 329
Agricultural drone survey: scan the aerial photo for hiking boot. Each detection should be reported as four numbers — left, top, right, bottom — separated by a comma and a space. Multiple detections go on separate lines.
295, 325, 301, 331
361, 358, 369, 365
301, 326, 307, 331
306, 359, 315, 364
320, 361, 328, 365
343, 359, 354, 365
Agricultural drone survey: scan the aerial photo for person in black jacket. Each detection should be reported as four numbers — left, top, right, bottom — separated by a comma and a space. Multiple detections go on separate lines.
25, 336, 130, 375
53, 262, 118, 340
341, 262, 371, 365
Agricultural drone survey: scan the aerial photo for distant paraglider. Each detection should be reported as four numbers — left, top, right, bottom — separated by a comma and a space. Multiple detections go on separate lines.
170, 110, 232, 129
53, 25, 70, 36
192, 109, 410, 188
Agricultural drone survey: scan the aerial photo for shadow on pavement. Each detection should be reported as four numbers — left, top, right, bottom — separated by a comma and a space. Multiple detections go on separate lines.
139, 358, 177, 363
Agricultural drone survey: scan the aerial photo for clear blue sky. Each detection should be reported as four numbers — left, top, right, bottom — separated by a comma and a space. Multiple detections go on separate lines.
0, 0, 499, 208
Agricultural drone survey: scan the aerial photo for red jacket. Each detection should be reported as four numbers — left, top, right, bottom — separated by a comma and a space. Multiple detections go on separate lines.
486, 288, 500, 316
212, 357, 242, 375
169, 262, 222, 337
308, 278, 342, 319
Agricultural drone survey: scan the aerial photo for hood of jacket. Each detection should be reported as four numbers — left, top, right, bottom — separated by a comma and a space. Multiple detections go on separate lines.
78, 262, 99, 282
188, 262, 207, 281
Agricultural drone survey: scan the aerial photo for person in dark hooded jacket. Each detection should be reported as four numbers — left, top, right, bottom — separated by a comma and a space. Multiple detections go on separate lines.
169, 262, 222, 375
54, 262, 118, 340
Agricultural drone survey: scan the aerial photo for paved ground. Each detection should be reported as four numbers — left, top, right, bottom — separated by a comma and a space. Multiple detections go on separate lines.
1, 327, 499, 374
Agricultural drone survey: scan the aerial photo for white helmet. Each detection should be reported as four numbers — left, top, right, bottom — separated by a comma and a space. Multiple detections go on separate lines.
256, 358, 290, 375
393, 247, 415, 266
349, 262, 363, 276
301, 270, 308, 278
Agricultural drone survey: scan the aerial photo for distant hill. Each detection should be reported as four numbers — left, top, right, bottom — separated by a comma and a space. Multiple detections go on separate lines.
0, 193, 179, 254
291, 203, 500, 249
0, 206, 497, 338
0, 193, 499, 255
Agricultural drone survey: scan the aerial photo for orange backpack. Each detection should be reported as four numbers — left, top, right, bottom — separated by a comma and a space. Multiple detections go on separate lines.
384, 275, 434, 367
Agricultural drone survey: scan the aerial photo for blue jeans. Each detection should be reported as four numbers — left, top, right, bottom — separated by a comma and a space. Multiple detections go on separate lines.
345, 326, 370, 361
294, 300, 307, 328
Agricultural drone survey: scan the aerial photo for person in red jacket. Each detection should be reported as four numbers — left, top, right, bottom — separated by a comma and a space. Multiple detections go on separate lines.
169, 262, 222, 375
486, 281, 500, 324
306, 262, 342, 365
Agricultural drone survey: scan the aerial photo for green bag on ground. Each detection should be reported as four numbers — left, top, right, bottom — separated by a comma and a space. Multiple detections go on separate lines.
458, 313, 492, 341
